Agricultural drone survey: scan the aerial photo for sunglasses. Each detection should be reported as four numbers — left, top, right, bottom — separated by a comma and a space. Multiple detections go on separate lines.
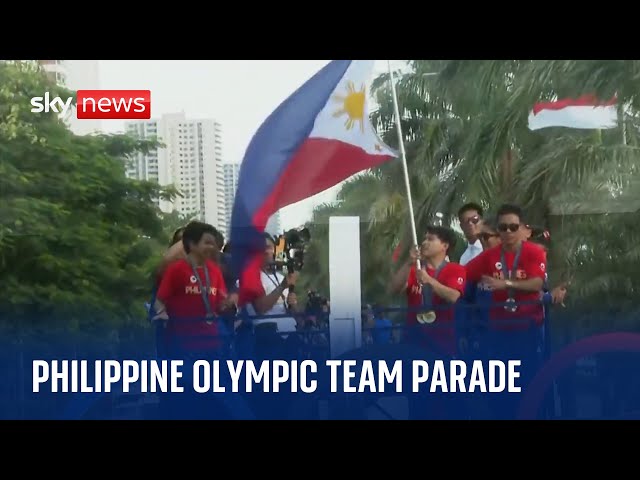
479, 232, 499, 241
497, 223, 520, 233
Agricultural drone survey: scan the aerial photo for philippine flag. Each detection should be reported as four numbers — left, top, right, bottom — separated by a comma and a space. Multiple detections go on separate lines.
230, 60, 396, 282
528, 94, 618, 131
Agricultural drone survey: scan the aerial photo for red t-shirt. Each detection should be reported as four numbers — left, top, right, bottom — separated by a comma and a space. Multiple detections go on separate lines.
465, 241, 546, 330
406, 262, 466, 355
156, 258, 228, 350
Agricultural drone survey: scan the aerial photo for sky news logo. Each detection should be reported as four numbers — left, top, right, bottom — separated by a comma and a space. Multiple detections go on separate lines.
30, 90, 151, 120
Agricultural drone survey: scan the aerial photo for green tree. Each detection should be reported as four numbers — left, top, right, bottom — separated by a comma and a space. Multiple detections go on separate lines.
0, 61, 178, 334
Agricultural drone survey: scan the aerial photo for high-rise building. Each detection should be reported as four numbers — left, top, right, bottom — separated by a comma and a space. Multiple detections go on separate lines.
125, 120, 161, 211
223, 163, 240, 233
125, 113, 226, 232
36, 60, 102, 136
36, 60, 67, 84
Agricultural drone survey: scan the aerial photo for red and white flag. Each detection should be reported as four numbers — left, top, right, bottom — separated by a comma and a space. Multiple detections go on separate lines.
528, 95, 618, 131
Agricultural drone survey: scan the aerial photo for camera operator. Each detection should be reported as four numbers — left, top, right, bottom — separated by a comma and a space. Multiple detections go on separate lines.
305, 290, 330, 321
296, 290, 330, 351
238, 233, 301, 358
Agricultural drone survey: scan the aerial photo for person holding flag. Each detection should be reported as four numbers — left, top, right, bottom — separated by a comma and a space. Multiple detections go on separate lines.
390, 226, 466, 357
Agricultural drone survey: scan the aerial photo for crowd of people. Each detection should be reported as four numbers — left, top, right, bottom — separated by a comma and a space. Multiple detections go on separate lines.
146, 222, 334, 418
147, 201, 565, 418
148, 224, 330, 360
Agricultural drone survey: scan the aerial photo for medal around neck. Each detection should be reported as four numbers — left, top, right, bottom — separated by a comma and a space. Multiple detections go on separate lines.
504, 297, 518, 312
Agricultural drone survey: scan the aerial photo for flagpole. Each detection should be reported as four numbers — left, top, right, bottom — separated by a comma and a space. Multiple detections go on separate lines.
387, 60, 420, 269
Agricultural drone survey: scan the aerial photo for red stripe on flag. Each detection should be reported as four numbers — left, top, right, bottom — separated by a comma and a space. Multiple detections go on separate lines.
532, 94, 617, 115
252, 137, 394, 230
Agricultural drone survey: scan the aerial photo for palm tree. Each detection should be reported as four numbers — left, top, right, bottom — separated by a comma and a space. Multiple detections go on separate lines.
297, 60, 640, 329
366, 60, 640, 316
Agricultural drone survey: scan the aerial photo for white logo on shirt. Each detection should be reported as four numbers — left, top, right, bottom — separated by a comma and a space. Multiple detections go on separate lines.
190, 275, 197, 284
457, 277, 464, 285
495, 262, 502, 270
540, 263, 545, 271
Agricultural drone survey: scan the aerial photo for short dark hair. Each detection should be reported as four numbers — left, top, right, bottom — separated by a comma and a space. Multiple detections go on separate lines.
182, 221, 219, 254
481, 215, 499, 232
496, 204, 524, 224
425, 225, 457, 253
458, 202, 483, 219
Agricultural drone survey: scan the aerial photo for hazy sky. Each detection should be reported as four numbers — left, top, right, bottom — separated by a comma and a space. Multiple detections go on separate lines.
98, 60, 399, 230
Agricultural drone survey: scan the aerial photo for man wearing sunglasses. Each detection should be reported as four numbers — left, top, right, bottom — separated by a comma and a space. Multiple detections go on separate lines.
458, 202, 485, 266
464, 204, 547, 418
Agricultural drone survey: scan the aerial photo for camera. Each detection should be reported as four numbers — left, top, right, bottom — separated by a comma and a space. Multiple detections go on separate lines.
273, 226, 311, 274
306, 290, 329, 315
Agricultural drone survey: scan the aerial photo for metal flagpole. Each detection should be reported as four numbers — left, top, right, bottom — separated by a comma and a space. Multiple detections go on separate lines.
387, 60, 420, 269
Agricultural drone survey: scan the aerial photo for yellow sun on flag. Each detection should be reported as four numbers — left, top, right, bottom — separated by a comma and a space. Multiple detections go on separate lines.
332, 80, 366, 132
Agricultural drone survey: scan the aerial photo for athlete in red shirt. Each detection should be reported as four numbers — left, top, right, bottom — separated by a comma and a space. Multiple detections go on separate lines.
390, 225, 466, 356
154, 221, 228, 353
464, 204, 547, 419
465, 206, 547, 330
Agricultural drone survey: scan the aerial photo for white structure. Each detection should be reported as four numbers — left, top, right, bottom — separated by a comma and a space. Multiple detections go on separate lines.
329, 216, 362, 358
125, 113, 226, 231
37, 60, 102, 136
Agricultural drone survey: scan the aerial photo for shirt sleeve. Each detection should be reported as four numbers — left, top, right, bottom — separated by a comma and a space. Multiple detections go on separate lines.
238, 265, 265, 307
464, 250, 487, 283
522, 244, 547, 280
156, 261, 179, 304
441, 263, 467, 295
